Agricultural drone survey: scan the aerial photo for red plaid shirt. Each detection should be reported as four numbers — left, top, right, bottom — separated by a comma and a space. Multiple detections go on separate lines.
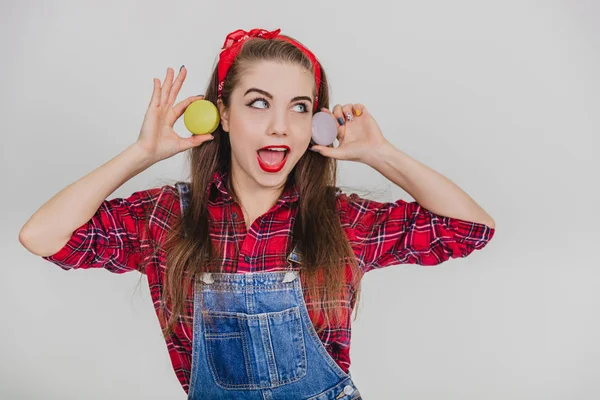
42, 169, 495, 394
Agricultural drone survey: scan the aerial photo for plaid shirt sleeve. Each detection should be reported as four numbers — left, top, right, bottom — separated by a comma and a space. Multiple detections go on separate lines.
337, 192, 495, 272
41, 186, 165, 274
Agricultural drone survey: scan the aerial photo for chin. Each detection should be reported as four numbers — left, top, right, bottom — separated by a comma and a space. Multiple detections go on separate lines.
253, 167, 290, 188
252, 158, 297, 188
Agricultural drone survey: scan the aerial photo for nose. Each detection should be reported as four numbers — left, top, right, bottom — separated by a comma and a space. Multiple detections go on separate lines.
268, 108, 288, 137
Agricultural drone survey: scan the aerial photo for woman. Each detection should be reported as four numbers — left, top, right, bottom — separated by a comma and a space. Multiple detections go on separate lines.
19, 28, 495, 399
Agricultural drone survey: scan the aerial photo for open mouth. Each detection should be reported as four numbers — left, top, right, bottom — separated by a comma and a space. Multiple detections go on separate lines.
256, 145, 290, 173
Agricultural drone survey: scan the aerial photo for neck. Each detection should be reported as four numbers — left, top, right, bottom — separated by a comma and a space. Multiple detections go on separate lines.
228, 167, 286, 227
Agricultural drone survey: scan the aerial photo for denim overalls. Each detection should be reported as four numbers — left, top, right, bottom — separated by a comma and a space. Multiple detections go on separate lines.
180, 192, 362, 399
187, 270, 362, 399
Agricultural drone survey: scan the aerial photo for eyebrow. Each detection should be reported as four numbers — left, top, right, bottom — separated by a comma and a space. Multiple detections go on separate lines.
244, 87, 313, 104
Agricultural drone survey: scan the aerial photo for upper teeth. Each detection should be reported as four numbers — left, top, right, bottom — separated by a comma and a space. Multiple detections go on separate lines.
266, 148, 286, 151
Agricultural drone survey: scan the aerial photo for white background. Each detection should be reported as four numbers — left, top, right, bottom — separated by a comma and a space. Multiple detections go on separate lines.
2, 0, 599, 398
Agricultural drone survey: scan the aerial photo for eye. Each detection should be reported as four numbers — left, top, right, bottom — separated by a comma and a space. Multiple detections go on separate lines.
293, 103, 309, 113
248, 97, 269, 109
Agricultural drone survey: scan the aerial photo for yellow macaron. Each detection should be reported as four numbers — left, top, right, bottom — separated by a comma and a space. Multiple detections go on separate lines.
184, 99, 220, 135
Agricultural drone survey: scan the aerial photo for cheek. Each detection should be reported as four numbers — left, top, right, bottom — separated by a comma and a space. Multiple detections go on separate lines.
235, 108, 267, 129
228, 118, 262, 147
293, 119, 313, 145
229, 135, 253, 159
231, 119, 268, 147
228, 105, 258, 129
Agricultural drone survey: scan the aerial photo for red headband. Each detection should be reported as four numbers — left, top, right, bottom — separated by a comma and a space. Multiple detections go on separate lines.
217, 28, 322, 112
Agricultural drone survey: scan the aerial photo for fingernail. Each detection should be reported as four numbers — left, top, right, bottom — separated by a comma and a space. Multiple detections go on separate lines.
346, 112, 353, 121
337, 117, 345, 126
197, 94, 204, 97
355, 109, 362, 116
179, 65, 185, 72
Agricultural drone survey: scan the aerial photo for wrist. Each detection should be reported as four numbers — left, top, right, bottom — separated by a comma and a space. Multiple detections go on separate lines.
127, 142, 156, 170
362, 141, 399, 169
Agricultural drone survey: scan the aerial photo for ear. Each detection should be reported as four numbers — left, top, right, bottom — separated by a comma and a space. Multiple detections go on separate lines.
217, 99, 230, 132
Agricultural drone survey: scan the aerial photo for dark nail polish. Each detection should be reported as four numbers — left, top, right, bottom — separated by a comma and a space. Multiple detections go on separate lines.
179, 65, 185, 72
337, 117, 345, 126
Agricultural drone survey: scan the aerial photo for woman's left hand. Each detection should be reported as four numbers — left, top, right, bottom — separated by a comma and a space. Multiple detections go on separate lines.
310, 103, 391, 163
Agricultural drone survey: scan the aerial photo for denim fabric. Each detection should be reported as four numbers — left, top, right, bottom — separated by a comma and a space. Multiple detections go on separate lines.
187, 270, 362, 399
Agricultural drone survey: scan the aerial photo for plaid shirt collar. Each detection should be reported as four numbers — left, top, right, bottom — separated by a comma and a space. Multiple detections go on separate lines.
208, 169, 300, 206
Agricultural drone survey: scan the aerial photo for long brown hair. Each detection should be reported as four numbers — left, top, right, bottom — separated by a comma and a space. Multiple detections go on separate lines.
155, 36, 363, 338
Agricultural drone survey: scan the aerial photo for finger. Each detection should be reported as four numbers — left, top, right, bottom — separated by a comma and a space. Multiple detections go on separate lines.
336, 126, 345, 143
168, 95, 205, 126
168, 65, 186, 106
331, 104, 345, 126
352, 103, 366, 117
310, 144, 344, 159
329, 104, 347, 141
160, 67, 174, 107
180, 132, 215, 151
149, 78, 161, 108
341, 104, 354, 122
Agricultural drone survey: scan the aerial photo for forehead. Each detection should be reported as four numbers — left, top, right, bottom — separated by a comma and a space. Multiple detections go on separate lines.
236, 60, 314, 97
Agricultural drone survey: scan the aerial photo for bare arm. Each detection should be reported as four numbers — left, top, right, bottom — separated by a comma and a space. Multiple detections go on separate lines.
18, 144, 153, 256
18, 66, 213, 257
311, 104, 495, 229
366, 144, 496, 229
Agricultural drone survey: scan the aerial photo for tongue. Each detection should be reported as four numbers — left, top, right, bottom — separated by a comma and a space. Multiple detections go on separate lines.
258, 149, 285, 165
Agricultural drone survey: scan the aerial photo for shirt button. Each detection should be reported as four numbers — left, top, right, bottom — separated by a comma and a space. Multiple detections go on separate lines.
231, 212, 238, 218
343, 385, 354, 395
244, 255, 250, 263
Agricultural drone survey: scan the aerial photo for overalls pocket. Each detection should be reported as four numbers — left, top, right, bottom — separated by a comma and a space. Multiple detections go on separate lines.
203, 306, 307, 390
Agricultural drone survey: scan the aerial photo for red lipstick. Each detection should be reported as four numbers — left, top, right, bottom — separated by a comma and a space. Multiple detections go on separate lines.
256, 145, 290, 173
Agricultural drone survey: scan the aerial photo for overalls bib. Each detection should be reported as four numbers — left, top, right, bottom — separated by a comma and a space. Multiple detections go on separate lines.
187, 270, 362, 399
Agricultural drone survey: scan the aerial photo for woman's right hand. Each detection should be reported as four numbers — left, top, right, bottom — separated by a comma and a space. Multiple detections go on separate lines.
135, 66, 215, 164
